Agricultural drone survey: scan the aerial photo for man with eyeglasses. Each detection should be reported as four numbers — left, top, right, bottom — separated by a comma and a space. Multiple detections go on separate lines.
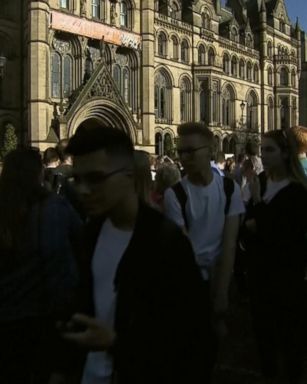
61, 119, 212, 384
164, 122, 245, 372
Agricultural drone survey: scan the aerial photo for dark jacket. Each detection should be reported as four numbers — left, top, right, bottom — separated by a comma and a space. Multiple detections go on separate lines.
77, 203, 213, 384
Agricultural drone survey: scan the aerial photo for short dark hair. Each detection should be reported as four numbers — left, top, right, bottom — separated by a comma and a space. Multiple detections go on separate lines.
215, 151, 225, 164
66, 119, 134, 161
177, 122, 214, 145
43, 147, 59, 166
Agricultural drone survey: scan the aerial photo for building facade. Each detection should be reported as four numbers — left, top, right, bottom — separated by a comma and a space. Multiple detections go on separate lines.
0, 0, 301, 155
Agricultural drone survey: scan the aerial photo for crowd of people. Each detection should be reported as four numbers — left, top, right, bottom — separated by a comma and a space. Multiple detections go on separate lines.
1, 121, 307, 384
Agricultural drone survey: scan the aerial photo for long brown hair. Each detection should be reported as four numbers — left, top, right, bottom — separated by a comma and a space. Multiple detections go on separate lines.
0, 148, 48, 252
263, 129, 307, 189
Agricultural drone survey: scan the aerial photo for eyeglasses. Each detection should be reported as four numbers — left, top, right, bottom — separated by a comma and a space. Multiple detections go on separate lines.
177, 145, 209, 157
73, 167, 127, 187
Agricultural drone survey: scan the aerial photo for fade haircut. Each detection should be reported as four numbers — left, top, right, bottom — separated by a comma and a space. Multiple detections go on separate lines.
291, 126, 307, 154
66, 119, 134, 163
177, 122, 214, 146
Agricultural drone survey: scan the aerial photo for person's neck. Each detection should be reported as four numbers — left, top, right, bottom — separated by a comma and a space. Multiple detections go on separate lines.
187, 167, 213, 186
270, 168, 288, 182
109, 193, 139, 231
298, 153, 307, 159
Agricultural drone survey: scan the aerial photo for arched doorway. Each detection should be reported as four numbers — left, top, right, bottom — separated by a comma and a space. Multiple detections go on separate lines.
222, 138, 229, 154
164, 133, 173, 157
213, 135, 220, 154
229, 137, 236, 155
155, 132, 163, 155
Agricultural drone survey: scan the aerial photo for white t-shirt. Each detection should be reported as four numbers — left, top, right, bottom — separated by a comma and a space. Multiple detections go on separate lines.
164, 173, 245, 280
82, 219, 133, 384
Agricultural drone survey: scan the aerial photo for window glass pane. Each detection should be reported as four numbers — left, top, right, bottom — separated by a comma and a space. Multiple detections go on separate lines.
63, 55, 72, 98
123, 68, 129, 103
120, 1, 128, 27
113, 65, 121, 90
60, 0, 69, 9
51, 53, 61, 98
92, 0, 100, 18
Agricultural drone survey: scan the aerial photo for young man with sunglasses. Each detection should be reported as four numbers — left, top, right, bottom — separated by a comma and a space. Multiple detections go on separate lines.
62, 119, 213, 384
164, 122, 245, 341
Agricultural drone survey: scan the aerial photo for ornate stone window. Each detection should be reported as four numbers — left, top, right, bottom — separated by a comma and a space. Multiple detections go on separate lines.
268, 67, 273, 86
280, 67, 288, 86
198, 45, 205, 65
60, 0, 69, 9
222, 85, 235, 127
246, 91, 258, 131
208, 47, 215, 66
158, 32, 167, 57
91, 0, 100, 18
154, 70, 172, 122
267, 41, 273, 58
247, 62, 252, 81
223, 53, 230, 74
246, 34, 253, 49
170, 1, 180, 20
254, 64, 259, 83
51, 37, 73, 99
201, 12, 211, 30
291, 70, 296, 88
268, 97, 274, 131
171, 36, 179, 60
181, 40, 189, 63
279, 18, 286, 33
231, 56, 237, 77
180, 77, 191, 122
112, 50, 134, 106
120, 0, 131, 29
231, 27, 238, 42
239, 59, 245, 79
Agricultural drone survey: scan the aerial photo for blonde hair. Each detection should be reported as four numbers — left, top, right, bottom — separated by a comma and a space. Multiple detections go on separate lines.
263, 129, 307, 189
291, 125, 307, 154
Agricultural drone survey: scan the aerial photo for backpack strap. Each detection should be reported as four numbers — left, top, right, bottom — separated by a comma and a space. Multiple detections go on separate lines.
171, 182, 189, 230
223, 176, 235, 215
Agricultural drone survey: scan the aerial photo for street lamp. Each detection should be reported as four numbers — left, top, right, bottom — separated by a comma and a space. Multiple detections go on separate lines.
0, 55, 7, 79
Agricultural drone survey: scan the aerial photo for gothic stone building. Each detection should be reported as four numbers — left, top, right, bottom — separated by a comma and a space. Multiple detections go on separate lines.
0, 0, 301, 155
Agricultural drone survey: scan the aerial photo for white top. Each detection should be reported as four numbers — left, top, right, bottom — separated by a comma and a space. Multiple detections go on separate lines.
82, 219, 133, 384
164, 173, 245, 280
263, 178, 290, 203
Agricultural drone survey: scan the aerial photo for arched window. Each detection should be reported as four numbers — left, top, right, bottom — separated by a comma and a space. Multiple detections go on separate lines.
113, 64, 121, 90
92, 0, 100, 18
51, 52, 61, 98
208, 47, 215, 66
291, 70, 296, 88
123, 67, 130, 103
231, 57, 237, 76
231, 27, 238, 42
280, 97, 289, 130
223, 54, 230, 74
180, 77, 191, 122
120, 1, 129, 28
254, 64, 259, 83
223, 138, 229, 154
247, 62, 252, 81
201, 13, 210, 30
246, 34, 253, 48
222, 85, 235, 127
268, 97, 274, 131
171, 36, 179, 60
63, 55, 72, 97
229, 138, 236, 155
214, 136, 220, 153
155, 70, 172, 121
198, 45, 206, 65
155, 132, 163, 155
239, 59, 245, 79
158, 32, 167, 57
246, 91, 258, 131
268, 67, 273, 85
181, 40, 189, 63
292, 97, 297, 126
267, 41, 273, 58
200, 81, 208, 123
280, 67, 288, 86
170, 1, 179, 20
280, 19, 285, 33
164, 133, 173, 157
60, 0, 69, 9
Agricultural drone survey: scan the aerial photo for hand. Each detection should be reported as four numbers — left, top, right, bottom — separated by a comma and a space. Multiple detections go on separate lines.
60, 313, 116, 351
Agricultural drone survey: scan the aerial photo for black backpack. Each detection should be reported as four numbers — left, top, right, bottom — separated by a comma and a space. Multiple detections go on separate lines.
171, 176, 235, 230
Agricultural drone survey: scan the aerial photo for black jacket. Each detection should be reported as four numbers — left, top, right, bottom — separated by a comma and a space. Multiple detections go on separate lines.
77, 202, 213, 384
